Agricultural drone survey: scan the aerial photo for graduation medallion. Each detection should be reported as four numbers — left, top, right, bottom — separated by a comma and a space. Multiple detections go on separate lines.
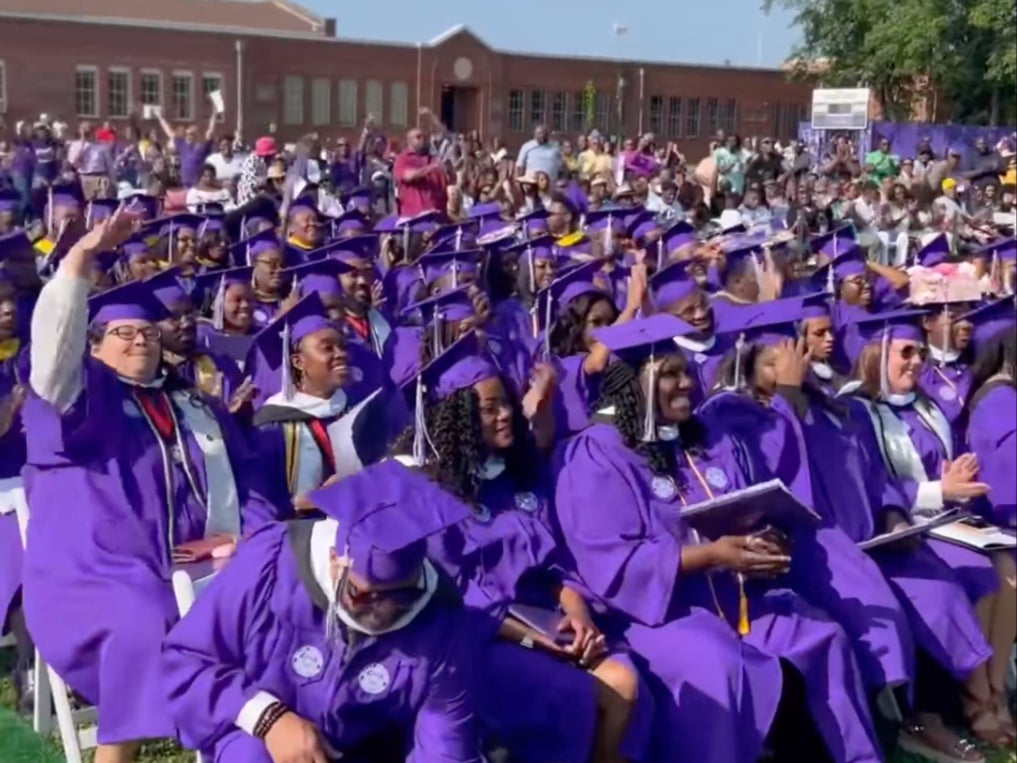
938, 386, 957, 402
514, 492, 539, 513
488, 339, 502, 356
651, 476, 677, 500
357, 663, 391, 695
253, 309, 268, 325
694, 353, 708, 364
705, 467, 729, 490
474, 505, 492, 523
350, 367, 364, 384
291, 646, 324, 678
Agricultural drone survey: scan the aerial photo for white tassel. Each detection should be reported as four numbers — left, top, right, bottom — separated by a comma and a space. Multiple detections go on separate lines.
732, 333, 746, 390
527, 243, 535, 294
642, 349, 657, 443
543, 291, 553, 359
281, 320, 294, 401
402, 225, 411, 259
213, 275, 227, 331
431, 309, 443, 358
603, 215, 613, 256
455, 227, 463, 252
940, 305, 950, 365
245, 242, 253, 267
879, 326, 890, 400
657, 238, 664, 272
85, 201, 94, 228
451, 259, 459, 289
412, 377, 428, 466
46, 187, 53, 234
826, 259, 835, 296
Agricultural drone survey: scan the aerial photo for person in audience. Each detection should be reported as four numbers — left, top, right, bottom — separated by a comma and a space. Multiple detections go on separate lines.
21, 210, 282, 763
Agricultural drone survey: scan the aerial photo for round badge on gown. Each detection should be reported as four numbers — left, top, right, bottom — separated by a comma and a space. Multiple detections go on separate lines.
291, 645, 324, 678
705, 467, 729, 490
651, 476, 677, 500
694, 353, 708, 363
253, 309, 268, 324
488, 339, 502, 356
357, 663, 391, 695
350, 367, 364, 383
514, 492, 539, 513
938, 386, 957, 402
474, 505, 492, 523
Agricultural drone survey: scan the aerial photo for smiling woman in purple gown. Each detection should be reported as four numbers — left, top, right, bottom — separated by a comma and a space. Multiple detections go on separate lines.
390, 332, 651, 763
553, 313, 882, 763
21, 212, 283, 763
841, 307, 1017, 751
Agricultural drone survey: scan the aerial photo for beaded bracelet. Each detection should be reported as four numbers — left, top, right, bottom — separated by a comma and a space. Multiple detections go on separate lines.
253, 701, 289, 739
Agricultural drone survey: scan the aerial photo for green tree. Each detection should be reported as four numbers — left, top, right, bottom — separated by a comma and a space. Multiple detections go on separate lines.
582, 81, 597, 131
764, 0, 1017, 124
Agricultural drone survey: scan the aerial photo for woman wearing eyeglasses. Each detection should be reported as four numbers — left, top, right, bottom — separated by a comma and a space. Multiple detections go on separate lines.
840, 309, 1016, 756
21, 210, 282, 763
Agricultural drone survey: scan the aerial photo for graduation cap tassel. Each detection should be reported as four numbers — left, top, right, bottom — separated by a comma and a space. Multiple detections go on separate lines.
281, 321, 295, 401
879, 325, 890, 401
85, 201, 94, 229
212, 275, 227, 332
940, 305, 950, 366
732, 333, 746, 391
826, 259, 835, 296
454, 228, 463, 252
46, 187, 54, 234
527, 244, 536, 294
543, 292, 553, 360
412, 377, 428, 467
431, 311, 443, 359
641, 349, 657, 443
603, 216, 613, 257
990, 252, 1001, 295
737, 574, 751, 636
657, 238, 664, 273
402, 226, 411, 260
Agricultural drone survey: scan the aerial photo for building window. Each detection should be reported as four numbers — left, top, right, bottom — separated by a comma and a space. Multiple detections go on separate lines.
508, 89, 524, 131
283, 75, 304, 126
648, 95, 663, 135
170, 71, 193, 121
667, 97, 683, 138
571, 90, 585, 133
551, 91, 567, 132
528, 90, 545, 127
311, 77, 331, 126
337, 79, 357, 126
0, 61, 6, 112
390, 82, 409, 128
704, 98, 719, 135
720, 99, 737, 134
774, 102, 807, 140
594, 93, 610, 131
364, 79, 383, 124
140, 70, 162, 107
685, 98, 700, 138
75, 66, 99, 118
107, 68, 130, 119
202, 73, 224, 121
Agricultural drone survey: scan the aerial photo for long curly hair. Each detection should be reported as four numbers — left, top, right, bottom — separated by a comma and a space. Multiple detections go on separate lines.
593, 357, 706, 479
392, 382, 538, 504
548, 293, 618, 359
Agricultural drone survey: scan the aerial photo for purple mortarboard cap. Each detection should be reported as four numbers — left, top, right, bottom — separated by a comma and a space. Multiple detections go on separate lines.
593, 313, 696, 364
714, 296, 802, 347
554, 260, 610, 311
84, 198, 119, 226
0, 230, 36, 261
119, 230, 155, 261
165, 213, 204, 233
650, 259, 699, 309
310, 460, 473, 586
409, 330, 498, 402
662, 221, 697, 254
332, 209, 370, 236
243, 214, 276, 236
286, 257, 353, 298
723, 242, 762, 274
373, 210, 442, 234
341, 186, 373, 212
517, 208, 550, 236
46, 181, 83, 210
584, 209, 626, 234
287, 195, 319, 218
507, 234, 556, 263
0, 188, 20, 213
627, 210, 660, 245
403, 285, 475, 326
799, 291, 831, 320
850, 309, 928, 346
810, 226, 856, 256
195, 201, 225, 216
193, 265, 254, 326
87, 280, 168, 325
418, 247, 484, 287
144, 266, 190, 309
429, 219, 478, 252
250, 292, 335, 399
230, 228, 282, 266
310, 234, 378, 265
915, 233, 950, 267
957, 296, 1016, 354
975, 237, 1016, 263
123, 194, 160, 220
825, 246, 867, 280
468, 201, 502, 220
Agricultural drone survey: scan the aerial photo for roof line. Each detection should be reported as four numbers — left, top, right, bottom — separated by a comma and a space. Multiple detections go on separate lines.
0, 11, 790, 72
268, 0, 324, 31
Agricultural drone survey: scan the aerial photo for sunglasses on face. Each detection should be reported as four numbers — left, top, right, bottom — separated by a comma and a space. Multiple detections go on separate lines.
341, 570, 424, 608
897, 344, 928, 361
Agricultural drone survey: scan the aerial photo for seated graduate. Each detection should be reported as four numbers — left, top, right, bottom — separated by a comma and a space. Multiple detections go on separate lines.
283, 195, 325, 264
840, 308, 1017, 749
192, 265, 259, 368
390, 332, 652, 763
21, 210, 284, 763
236, 228, 289, 329
553, 313, 883, 763
162, 461, 487, 763
797, 293, 850, 396
249, 293, 401, 515
961, 296, 1017, 528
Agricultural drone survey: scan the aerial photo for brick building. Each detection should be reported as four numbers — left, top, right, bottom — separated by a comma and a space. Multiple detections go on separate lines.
0, 0, 812, 156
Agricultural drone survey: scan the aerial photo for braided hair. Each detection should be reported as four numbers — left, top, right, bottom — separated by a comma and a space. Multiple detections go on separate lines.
392, 382, 538, 504
548, 293, 618, 359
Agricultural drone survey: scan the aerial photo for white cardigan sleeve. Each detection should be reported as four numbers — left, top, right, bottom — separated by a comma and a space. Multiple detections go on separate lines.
29, 270, 90, 413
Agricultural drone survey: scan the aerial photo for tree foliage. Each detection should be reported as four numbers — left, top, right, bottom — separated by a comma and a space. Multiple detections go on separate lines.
763, 0, 1017, 124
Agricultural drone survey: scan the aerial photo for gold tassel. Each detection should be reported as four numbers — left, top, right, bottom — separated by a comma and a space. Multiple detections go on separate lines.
737, 574, 751, 637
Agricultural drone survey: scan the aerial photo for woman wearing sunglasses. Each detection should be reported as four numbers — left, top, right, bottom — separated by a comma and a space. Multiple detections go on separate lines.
841, 308, 1016, 758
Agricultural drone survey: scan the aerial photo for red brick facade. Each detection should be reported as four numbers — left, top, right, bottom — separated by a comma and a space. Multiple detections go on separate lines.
0, 15, 812, 156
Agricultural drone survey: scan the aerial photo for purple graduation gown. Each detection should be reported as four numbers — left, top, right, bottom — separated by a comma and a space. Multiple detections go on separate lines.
163, 522, 484, 762
250, 296, 280, 330
424, 468, 653, 763
21, 360, 282, 744
843, 395, 999, 602
548, 353, 600, 440
490, 297, 533, 353
0, 346, 28, 630
918, 358, 972, 428
701, 387, 915, 692
966, 383, 1017, 528
553, 423, 881, 763
673, 336, 730, 407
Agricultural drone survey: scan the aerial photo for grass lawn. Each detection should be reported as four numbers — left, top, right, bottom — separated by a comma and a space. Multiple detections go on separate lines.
2, 648, 1014, 762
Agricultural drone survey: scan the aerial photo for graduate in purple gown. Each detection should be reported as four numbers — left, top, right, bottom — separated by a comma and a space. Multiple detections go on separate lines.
709, 242, 765, 326
554, 313, 881, 763
391, 332, 652, 763
162, 461, 486, 763
193, 265, 258, 366
145, 267, 246, 406
840, 308, 1017, 749
231, 228, 288, 329
917, 300, 977, 428
21, 212, 284, 761
0, 230, 43, 342
283, 195, 325, 264
646, 260, 730, 403
798, 292, 850, 395
960, 296, 1017, 528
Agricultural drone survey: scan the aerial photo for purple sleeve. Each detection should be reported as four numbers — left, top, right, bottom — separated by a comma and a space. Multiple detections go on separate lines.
967, 388, 1017, 527
843, 398, 920, 511
216, 408, 289, 531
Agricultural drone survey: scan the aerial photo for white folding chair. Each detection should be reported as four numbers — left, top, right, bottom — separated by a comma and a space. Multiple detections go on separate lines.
14, 495, 98, 763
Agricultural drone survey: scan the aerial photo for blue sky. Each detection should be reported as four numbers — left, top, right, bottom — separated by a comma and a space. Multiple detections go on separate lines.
301, 0, 801, 68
